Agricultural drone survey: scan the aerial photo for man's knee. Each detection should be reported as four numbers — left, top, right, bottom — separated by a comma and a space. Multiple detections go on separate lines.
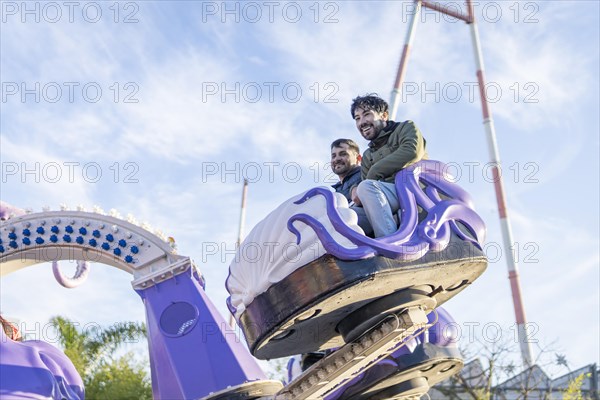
356, 179, 377, 199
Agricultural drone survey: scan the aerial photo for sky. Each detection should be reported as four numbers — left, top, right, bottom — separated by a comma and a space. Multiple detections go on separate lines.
1, 0, 598, 380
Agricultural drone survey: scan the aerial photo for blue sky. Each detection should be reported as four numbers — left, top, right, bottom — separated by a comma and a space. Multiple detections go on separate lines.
1, 1, 598, 376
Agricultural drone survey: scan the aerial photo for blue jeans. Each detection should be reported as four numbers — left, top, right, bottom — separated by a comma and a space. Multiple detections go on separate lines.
353, 180, 400, 237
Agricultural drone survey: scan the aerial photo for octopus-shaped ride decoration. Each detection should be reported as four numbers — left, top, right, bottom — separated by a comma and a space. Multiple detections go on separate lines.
288, 159, 485, 261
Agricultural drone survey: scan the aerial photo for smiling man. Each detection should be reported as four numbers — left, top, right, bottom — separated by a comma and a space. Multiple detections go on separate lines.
351, 94, 428, 237
330, 138, 362, 202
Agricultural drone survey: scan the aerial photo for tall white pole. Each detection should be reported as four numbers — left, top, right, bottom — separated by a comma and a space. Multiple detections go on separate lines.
237, 179, 249, 248
465, 0, 533, 367
390, 0, 534, 367
229, 179, 249, 328
390, 0, 422, 121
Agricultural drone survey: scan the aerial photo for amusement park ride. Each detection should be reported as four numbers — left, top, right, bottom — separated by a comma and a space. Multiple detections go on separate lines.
0, 1, 529, 399
0, 159, 487, 400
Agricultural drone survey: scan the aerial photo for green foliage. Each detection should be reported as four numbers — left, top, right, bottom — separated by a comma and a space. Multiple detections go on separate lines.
85, 354, 152, 400
49, 316, 150, 399
267, 357, 290, 383
562, 372, 591, 400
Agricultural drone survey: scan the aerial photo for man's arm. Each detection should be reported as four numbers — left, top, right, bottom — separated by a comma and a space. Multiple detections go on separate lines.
353, 151, 373, 206
365, 121, 426, 181
350, 186, 360, 206
360, 150, 371, 181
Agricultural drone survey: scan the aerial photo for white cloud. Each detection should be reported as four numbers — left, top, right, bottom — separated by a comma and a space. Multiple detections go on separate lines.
479, 2, 596, 130
0, 136, 95, 208
1, 0, 598, 378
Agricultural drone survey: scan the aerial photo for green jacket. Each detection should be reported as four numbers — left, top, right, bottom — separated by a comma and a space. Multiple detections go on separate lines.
361, 120, 428, 183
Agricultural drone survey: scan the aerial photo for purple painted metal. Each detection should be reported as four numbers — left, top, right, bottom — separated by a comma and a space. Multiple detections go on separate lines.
0, 329, 84, 399
421, 307, 460, 347
287, 160, 485, 261
135, 267, 268, 399
326, 307, 460, 399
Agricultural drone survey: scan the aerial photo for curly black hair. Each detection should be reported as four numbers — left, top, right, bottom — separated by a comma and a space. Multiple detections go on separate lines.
350, 94, 389, 118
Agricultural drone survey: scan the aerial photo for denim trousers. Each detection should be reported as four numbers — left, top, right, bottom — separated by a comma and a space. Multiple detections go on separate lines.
352, 180, 400, 237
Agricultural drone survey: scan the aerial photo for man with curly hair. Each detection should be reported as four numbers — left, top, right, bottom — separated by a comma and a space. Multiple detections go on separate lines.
350, 94, 428, 237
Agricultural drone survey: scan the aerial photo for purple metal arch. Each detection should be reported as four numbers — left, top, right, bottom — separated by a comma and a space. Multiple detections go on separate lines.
288, 160, 485, 261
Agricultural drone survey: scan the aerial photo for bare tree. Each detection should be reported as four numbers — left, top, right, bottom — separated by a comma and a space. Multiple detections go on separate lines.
429, 333, 594, 400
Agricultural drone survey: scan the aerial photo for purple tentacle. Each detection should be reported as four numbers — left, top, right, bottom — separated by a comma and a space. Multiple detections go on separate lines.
290, 189, 428, 260
226, 297, 237, 316
418, 200, 481, 245
52, 260, 90, 289
419, 180, 486, 247
288, 213, 428, 261
292, 188, 418, 247
418, 161, 475, 207
288, 160, 486, 262
403, 161, 485, 246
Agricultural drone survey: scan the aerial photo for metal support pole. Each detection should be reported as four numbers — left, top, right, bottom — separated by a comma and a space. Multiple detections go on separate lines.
390, 0, 534, 367
390, 0, 422, 121
465, 0, 533, 367
237, 179, 249, 248
229, 179, 249, 328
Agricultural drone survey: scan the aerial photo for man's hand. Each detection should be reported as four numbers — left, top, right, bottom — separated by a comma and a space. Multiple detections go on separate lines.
351, 187, 361, 206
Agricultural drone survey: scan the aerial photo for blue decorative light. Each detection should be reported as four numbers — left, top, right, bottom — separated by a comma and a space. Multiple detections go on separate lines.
50, 235, 58, 243
9, 241, 18, 249
36, 226, 45, 234
22, 229, 31, 236
8, 232, 17, 240
79, 227, 87, 235
76, 236, 84, 244
35, 237, 44, 245
22, 237, 31, 245
106, 234, 114, 242
89, 239, 98, 247
130, 245, 139, 254
101, 242, 110, 251
118, 239, 127, 248
65, 226, 74, 234
51, 226, 59, 233
125, 255, 133, 263
113, 248, 122, 256
93, 230, 101, 238
63, 235, 72, 243
0, 245, 4, 253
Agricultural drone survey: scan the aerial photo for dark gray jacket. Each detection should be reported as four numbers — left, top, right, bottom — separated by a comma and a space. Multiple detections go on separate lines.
362, 120, 428, 183
332, 166, 361, 201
